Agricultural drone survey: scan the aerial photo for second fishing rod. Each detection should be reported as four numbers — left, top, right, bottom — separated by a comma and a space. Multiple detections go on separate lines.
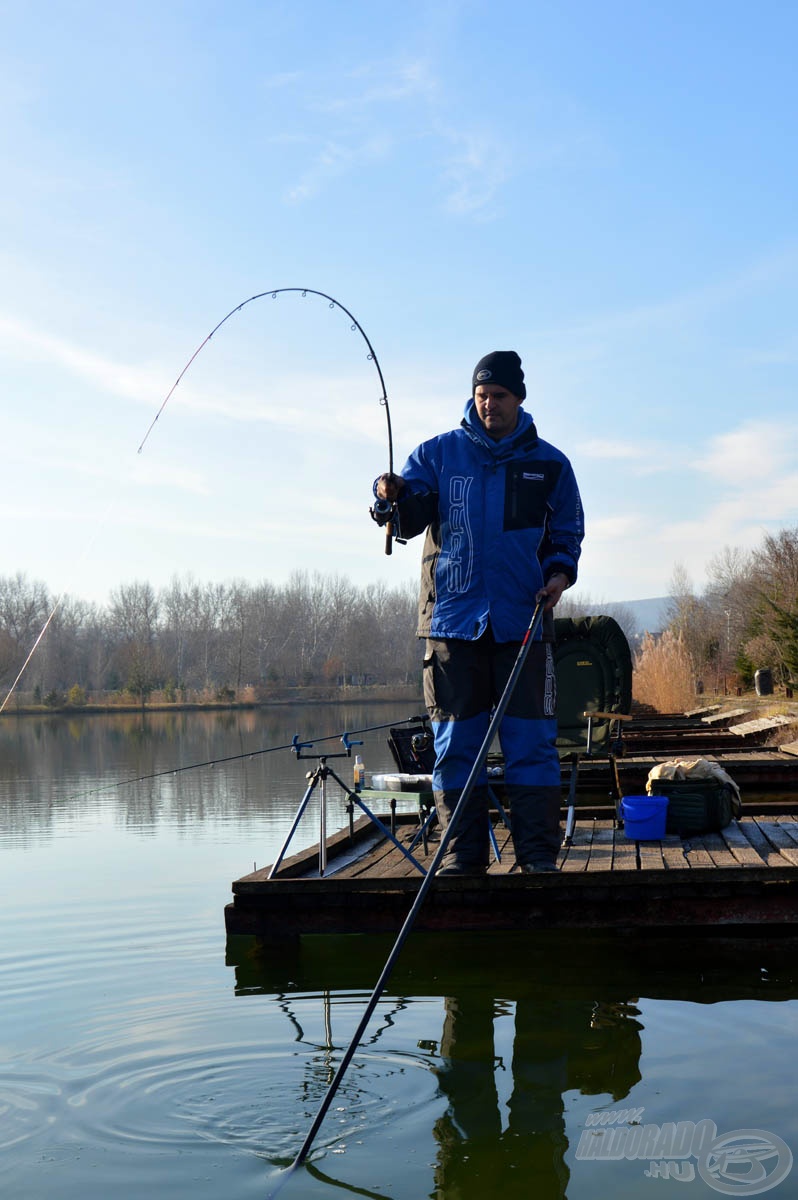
267, 595, 548, 1195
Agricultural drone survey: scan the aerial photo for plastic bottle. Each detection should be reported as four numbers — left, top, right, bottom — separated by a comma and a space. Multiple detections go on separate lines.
353, 754, 365, 793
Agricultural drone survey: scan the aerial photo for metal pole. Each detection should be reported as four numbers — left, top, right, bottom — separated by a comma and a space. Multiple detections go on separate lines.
563, 752, 579, 846
285, 597, 546, 1176
267, 772, 319, 880
319, 767, 327, 877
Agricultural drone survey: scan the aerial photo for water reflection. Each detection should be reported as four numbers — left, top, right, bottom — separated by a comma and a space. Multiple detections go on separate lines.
0, 703, 418, 842
4, 708, 798, 1200
227, 930, 798, 1197
433, 994, 564, 1197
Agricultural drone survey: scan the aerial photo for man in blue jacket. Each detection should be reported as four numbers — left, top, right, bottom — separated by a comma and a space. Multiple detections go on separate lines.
375, 350, 584, 874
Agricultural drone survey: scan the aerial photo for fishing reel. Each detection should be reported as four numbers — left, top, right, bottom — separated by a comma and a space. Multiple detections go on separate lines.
369, 497, 394, 527
369, 496, 406, 556
411, 729, 432, 757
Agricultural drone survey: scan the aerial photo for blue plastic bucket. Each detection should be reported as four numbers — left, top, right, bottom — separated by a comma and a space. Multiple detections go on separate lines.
621, 794, 668, 841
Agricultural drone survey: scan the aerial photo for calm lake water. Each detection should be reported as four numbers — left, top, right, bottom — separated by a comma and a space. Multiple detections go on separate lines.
1, 703, 797, 1199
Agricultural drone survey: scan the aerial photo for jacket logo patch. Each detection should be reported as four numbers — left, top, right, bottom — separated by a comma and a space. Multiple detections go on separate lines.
447, 476, 474, 594
544, 645, 556, 717
523, 472, 545, 481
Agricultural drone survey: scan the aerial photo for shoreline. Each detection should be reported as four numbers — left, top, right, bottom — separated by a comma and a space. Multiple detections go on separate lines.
0, 687, 424, 718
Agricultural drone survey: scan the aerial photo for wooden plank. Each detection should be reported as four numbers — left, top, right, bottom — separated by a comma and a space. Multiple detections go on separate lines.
335, 828, 413, 878
340, 815, 442, 879
682, 838, 715, 867
752, 820, 798, 867
730, 715, 793, 737
364, 848, 418, 880
560, 820, 593, 872
775, 818, 798, 846
739, 817, 792, 867
614, 749, 798, 792
483, 824, 512, 875
718, 821, 768, 868
702, 708, 750, 725
586, 821, 615, 872
661, 834, 690, 869
624, 754, 659, 772
698, 831, 740, 868
638, 838, 665, 870
612, 825, 639, 871
488, 825, 515, 875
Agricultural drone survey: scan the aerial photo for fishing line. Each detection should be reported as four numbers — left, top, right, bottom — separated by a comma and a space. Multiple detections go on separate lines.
60, 713, 427, 804
0, 519, 108, 713
136, 287, 393, 474
0, 598, 64, 714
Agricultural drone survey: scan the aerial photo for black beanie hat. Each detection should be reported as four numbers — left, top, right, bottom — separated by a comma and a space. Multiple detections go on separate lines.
472, 350, 526, 400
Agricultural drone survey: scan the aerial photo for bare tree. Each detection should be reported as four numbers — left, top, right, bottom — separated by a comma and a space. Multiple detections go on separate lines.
108, 581, 162, 707
746, 528, 798, 683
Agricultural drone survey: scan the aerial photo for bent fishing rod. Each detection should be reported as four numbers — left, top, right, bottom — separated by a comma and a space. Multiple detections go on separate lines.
270, 597, 547, 1194
138, 287, 397, 554
0, 290, 395, 714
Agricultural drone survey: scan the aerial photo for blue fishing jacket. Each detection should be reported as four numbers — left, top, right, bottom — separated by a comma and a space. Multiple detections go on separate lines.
387, 400, 584, 642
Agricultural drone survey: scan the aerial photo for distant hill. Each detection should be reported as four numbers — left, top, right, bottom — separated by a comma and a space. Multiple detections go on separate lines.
601, 596, 669, 635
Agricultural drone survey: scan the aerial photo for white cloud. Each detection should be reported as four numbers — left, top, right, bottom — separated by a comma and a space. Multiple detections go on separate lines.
0, 310, 395, 450
578, 413, 798, 599
0, 313, 163, 405
533, 242, 798, 345
315, 58, 439, 112
692, 419, 798, 480
438, 126, 509, 217
573, 436, 686, 484
588, 514, 646, 540
284, 135, 392, 203
665, 474, 798, 544
273, 54, 512, 218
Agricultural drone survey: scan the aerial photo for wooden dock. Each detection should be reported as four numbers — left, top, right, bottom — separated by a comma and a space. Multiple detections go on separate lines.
225, 808, 798, 940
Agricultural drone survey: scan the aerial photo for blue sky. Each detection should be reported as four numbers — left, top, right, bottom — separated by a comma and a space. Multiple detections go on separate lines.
3, 0, 797, 607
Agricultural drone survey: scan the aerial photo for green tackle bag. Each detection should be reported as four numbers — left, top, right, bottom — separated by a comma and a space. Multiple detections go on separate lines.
647, 778, 742, 837
554, 615, 633, 757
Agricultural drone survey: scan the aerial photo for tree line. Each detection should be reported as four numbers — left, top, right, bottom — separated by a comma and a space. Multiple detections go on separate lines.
664, 525, 798, 692
4, 523, 795, 711
0, 572, 422, 707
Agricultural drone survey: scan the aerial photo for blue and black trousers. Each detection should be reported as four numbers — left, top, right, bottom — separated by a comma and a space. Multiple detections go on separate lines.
423, 628, 561, 871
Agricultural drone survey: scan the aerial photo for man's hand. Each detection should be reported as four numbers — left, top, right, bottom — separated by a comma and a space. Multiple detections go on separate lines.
375, 472, 405, 501
538, 572, 570, 612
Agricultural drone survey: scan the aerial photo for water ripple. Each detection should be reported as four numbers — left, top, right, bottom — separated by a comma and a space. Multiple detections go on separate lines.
1, 991, 441, 1174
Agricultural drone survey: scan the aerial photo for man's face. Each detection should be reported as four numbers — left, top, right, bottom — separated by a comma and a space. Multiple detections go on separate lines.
474, 384, 523, 439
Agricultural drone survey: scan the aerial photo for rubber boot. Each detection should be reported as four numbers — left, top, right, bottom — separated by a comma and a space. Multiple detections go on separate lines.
507, 784, 561, 868
434, 785, 489, 873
